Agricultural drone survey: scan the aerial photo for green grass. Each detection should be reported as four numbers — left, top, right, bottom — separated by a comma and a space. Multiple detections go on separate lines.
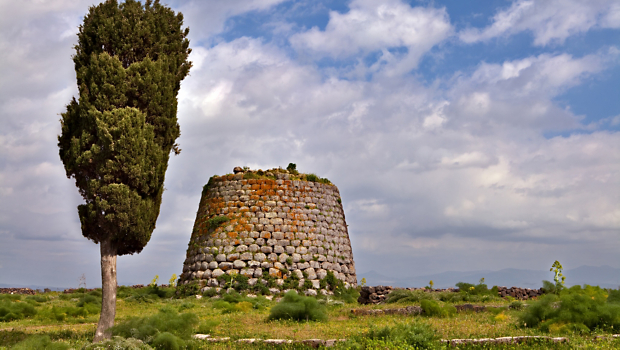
1, 286, 619, 349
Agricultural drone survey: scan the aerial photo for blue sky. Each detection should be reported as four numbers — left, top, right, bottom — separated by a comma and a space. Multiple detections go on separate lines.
0, 0, 618, 288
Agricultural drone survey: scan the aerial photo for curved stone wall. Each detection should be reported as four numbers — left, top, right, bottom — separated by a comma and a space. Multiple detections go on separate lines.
179, 168, 357, 291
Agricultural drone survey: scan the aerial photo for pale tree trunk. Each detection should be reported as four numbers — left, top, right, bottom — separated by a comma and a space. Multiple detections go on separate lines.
93, 238, 117, 343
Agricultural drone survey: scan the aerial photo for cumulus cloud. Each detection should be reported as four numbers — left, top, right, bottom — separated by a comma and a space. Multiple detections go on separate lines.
176, 0, 287, 41
1, 0, 618, 287
290, 0, 453, 75
176, 38, 619, 261
459, 0, 620, 46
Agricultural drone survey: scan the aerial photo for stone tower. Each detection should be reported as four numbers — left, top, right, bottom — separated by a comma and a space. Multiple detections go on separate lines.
179, 167, 357, 293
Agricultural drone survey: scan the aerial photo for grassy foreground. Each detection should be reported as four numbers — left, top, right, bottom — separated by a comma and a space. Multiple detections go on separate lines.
1, 286, 619, 349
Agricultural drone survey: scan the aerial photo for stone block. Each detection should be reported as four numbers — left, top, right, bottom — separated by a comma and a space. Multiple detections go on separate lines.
227, 253, 239, 261
219, 262, 233, 271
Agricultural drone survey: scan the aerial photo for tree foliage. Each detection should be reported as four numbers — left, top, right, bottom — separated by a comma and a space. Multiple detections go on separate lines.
58, 0, 191, 255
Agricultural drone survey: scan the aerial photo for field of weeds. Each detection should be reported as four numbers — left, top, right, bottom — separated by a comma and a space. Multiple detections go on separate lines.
1, 285, 619, 349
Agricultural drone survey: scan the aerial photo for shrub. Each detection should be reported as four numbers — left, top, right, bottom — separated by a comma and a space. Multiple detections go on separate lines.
420, 299, 456, 317
0, 294, 22, 302
541, 280, 559, 295
152, 332, 184, 350
267, 291, 327, 322
346, 323, 437, 349
212, 292, 269, 314
37, 294, 101, 322
607, 289, 620, 304
509, 300, 524, 310
197, 319, 220, 335
0, 299, 38, 322
456, 280, 498, 297
305, 173, 319, 182
10, 335, 70, 350
83, 336, 151, 350
286, 163, 298, 174
111, 306, 199, 344
206, 216, 230, 230
212, 300, 237, 314
176, 282, 201, 297
243, 172, 261, 180
26, 295, 49, 303
121, 285, 175, 303
385, 290, 437, 304
519, 285, 620, 333
334, 286, 360, 304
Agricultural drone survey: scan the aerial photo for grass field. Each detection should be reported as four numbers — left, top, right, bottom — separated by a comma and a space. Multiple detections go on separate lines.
1, 285, 619, 349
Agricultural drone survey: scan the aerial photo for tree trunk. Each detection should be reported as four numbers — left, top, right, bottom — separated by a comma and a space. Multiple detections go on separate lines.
93, 238, 117, 343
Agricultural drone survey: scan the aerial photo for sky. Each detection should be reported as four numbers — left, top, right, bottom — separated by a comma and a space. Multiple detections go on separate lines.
0, 0, 619, 289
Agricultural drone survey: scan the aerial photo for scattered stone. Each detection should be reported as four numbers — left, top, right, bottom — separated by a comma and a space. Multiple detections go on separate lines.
442, 336, 569, 346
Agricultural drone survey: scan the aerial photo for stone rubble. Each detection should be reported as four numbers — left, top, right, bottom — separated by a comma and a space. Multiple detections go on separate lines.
442, 336, 568, 346
0, 288, 36, 295
358, 285, 546, 304
192, 335, 346, 347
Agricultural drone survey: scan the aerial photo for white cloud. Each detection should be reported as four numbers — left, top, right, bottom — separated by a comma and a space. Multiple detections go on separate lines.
1, 0, 619, 287
290, 0, 452, 75
178, 0, 287, 41
460, 0, 620, 46
444, 50, 618, 132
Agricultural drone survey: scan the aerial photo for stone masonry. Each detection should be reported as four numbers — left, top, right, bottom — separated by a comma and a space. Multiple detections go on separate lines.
179, 167, 357, 290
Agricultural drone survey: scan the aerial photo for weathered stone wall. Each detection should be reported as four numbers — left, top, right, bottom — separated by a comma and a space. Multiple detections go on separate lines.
179, 168, 357, 291
358, 285, 544, 304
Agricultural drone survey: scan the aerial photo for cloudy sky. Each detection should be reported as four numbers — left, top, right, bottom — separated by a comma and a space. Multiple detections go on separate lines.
1, 0, 619, 289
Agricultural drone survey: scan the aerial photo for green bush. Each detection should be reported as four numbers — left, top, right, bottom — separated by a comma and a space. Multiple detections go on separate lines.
10, 335, 70, 350
510, 301, 524, 310
37, 294, 101, 322
607, 289, 620, 304
455, 281, 498, 296
335, 287, 359, 304
176, 282, 201, 297
0, 298, 38, 322
213, 292, 269, 313
242, 172, 259, 179
541, 279, 561, 295
196, 319, 220, 335
286, 163, 298, 174
267, 291, 327, 322
25, 295, 49, 303
519, 285, 620, 333
212, 300, 237, 314
385, 290, 437, 304
345, 323, 437, 349
83, 336, 152, 349
117, 286, 140, 299
151, 332, 185, 350
0, 294, 22, 302
420, 299, 456, 317
111, 306, 199, 345
305, 173, 319, 182
206, 216, 230, 230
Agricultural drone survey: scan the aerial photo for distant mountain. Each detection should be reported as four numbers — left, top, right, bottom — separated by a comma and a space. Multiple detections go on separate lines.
359, 265, 620, 289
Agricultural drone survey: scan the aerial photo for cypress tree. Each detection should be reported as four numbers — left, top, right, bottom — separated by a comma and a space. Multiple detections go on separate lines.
58, 0, 191, 341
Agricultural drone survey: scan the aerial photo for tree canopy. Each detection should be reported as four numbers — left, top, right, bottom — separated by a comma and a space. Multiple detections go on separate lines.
58, 0, 191, 255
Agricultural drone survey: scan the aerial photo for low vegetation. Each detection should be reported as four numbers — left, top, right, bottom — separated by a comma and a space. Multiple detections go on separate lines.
1, 276, 619, 349
267, 291, 327, 322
